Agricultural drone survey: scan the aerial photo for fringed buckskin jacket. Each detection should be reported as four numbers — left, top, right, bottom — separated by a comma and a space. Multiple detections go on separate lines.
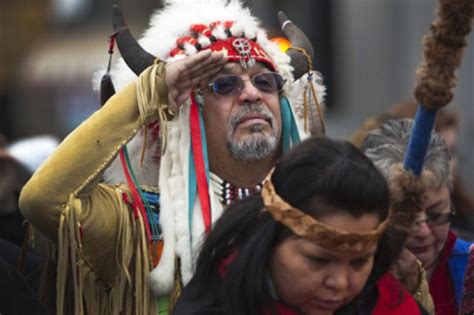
19, 71, 169, 315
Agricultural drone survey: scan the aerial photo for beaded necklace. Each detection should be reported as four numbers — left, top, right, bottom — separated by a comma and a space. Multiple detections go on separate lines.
210, 172, 263, 206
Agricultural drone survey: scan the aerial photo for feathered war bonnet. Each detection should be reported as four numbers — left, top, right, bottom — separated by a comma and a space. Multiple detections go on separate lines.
95, 0, 326, 296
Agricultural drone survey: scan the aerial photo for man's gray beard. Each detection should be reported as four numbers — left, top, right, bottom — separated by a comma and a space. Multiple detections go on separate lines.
227, 104, 279, 161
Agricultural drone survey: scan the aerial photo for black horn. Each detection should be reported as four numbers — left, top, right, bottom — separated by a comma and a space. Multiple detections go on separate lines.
278, 11, 314, 80
113, 5, 156, 75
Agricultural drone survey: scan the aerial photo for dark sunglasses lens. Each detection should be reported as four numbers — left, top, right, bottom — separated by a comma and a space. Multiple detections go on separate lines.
213, 76, 242, 96
253, 72, 284, 93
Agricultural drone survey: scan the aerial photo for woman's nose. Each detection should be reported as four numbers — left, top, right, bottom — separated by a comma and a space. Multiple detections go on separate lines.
413, 217, 432, 238
324, 266, 349, 291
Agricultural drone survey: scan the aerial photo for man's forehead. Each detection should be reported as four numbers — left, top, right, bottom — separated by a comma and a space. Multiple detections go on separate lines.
220, 62, 273, 75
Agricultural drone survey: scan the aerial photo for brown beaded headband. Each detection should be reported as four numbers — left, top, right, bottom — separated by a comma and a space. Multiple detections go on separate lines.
261, 172, 389, 254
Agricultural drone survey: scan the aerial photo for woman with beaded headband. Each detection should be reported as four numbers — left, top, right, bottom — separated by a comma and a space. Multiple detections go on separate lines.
19, 0, 325, 314
173, 137, 429, 315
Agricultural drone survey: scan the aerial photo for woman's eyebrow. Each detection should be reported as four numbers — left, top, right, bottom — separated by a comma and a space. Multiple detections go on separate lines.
310, 247, 376, 259
425, 199, 449, 212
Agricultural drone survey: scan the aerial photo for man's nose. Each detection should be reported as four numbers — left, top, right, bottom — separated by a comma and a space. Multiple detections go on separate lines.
238, 80, 261, 105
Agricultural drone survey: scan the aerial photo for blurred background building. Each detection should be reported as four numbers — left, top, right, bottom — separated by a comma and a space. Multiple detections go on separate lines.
1, 0, 473, 232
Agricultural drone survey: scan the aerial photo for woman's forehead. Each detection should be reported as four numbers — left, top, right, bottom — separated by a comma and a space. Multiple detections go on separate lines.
291, 235, 377, 259
423, 180, 449, 195
423, 184, 450, 206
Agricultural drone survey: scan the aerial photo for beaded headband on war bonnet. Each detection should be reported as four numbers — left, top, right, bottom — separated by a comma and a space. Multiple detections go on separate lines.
168, 21, 277, 71
261, 172, 389, 255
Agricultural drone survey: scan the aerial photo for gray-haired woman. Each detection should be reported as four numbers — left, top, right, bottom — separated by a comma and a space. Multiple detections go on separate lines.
362, 118, 472, 315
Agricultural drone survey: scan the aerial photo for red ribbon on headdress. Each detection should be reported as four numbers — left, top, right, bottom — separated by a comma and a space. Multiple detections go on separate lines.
119, 149, 152, 241
190, 94, 212, 234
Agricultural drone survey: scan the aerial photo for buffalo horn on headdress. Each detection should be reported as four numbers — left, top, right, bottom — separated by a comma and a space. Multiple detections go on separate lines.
112, 5, 156, 75
278, 11, 314, 80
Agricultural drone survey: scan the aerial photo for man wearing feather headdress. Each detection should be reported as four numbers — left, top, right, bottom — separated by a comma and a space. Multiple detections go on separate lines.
19, 0, 325, 313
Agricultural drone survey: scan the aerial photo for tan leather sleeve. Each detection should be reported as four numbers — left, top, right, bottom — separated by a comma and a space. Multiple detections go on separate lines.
19, 67, 168, 282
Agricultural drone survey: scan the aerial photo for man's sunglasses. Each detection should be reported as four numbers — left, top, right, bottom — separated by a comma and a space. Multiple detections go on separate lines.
208, 72, 286, 97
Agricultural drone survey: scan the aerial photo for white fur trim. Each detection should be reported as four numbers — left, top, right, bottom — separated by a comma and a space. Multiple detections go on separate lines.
197, 35, 212, 48
149, 105, 190, 295
183, 42, 198, 55
243, 26, 257, 40
213, 25, 227, 40
171, 105, 193, 286
230, 23, 244, 37
148, 122, 176, 294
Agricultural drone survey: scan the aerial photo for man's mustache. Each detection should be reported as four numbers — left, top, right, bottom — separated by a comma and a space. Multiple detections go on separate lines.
230, 104, 275, 130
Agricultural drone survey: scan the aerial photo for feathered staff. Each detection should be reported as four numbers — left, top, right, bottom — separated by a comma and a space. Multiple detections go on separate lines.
388, 0, 474, 257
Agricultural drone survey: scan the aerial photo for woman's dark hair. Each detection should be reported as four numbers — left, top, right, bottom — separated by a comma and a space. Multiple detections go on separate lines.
174, 137, 391, 315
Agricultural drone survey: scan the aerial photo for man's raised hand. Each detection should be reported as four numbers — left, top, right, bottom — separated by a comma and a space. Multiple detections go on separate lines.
165, 50, 226, 111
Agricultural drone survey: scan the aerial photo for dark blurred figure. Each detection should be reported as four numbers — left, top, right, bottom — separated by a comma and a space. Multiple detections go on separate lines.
0, 145, 31, 247
0, 136, 50, 314
461, 247, 474, 315
351, 100, 474, 240
0, 257, 48, 315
